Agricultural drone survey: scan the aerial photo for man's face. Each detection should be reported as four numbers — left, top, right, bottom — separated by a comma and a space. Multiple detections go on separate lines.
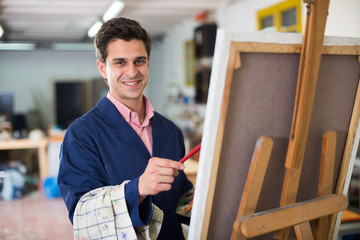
97, 39, 149, 108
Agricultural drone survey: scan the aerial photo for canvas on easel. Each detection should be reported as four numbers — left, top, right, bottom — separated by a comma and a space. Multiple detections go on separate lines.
188, 30, 360, 240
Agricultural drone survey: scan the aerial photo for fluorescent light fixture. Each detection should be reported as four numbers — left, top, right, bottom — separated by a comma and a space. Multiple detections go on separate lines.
103, 0, 125, 22
0, 43, 36, 51
87, 0, 124, 38
52, 43, 95, 51
88, 20, 103, 38
0, 24, 3, 38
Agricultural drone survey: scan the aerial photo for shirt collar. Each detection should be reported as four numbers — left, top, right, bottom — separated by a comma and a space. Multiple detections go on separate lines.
107, 92, 155, 127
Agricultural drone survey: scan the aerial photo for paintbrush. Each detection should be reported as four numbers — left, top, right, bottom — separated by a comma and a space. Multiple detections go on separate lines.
180, 142, 202, 163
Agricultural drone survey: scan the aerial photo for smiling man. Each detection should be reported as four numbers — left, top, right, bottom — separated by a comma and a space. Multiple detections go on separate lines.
58, 17, 193, 240
97, 38, 149, 118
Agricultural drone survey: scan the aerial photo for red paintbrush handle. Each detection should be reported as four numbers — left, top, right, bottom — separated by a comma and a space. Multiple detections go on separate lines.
180, 142, 202, 163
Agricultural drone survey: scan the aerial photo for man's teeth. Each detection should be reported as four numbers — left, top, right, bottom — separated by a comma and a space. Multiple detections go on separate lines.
124, 81, 139, 86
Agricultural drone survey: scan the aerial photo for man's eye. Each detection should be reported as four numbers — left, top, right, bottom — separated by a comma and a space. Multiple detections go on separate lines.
135, 60, 146, 65
116, 61, 125, 65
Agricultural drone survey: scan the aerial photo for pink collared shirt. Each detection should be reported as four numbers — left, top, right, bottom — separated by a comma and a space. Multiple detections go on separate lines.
107, 92, 154, 156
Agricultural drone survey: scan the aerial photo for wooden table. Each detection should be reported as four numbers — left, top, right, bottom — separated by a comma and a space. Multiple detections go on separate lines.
0, 138, 49, 180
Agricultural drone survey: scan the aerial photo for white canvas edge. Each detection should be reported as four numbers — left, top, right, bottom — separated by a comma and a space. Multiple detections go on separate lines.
229, 29, 360, 46
187, 28, 232, 240
332, 116, 360, 240
187, 29, 360, 240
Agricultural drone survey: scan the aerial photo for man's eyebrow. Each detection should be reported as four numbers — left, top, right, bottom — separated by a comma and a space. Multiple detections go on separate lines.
111, 57, 126, 62
135, 56, 148, 60
111, 56, 147, 62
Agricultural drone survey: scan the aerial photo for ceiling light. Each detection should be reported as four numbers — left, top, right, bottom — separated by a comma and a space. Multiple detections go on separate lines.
52, 43, 95, 51
0, 25, 4, 38
103, 0, 125, 22
88, 21, 103, 38
0, 43, 36, 51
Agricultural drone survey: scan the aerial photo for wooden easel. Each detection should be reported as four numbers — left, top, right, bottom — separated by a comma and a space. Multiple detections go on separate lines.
231, 0, 348, 239
231, 132, 347, 239
188, 2, 360, 240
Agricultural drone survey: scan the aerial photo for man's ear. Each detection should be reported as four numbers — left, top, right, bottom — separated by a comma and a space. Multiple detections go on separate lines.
97, 60, 107, 80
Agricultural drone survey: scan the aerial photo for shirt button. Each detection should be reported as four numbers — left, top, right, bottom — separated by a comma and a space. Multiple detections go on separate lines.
132, 113, 136, 118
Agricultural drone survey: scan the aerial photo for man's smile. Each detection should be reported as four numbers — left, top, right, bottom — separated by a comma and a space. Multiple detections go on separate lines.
123, 80, 141, 86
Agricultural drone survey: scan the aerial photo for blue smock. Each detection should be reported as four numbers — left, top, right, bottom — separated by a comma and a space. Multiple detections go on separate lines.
58, 97, 193, 239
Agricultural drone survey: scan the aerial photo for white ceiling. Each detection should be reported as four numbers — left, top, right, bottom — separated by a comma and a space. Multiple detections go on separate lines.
0, 0, 229, 44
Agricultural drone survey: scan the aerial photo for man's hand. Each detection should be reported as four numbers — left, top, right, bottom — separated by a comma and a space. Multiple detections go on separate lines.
138, 157, 184, 204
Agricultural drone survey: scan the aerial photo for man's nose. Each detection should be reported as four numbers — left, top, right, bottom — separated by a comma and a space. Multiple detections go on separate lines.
125, 63, 138, 78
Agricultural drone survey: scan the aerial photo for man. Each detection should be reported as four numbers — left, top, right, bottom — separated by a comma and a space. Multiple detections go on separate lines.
58, 17, 193, 240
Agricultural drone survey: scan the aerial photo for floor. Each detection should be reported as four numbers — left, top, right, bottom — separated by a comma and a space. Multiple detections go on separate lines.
0, 189, 358, 240
0, 191, 73, 240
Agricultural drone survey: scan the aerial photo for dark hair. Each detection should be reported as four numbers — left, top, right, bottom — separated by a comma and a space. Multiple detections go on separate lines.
94, 17, 152, 62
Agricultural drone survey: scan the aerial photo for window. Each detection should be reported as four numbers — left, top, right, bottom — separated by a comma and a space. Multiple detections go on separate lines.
257, 0, 302, 33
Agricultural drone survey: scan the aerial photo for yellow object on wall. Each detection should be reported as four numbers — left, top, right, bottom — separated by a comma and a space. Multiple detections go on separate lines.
257, 0, 302, 33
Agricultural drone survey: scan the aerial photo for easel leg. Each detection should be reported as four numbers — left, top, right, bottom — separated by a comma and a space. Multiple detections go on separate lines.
295, 222, 314, 240
231, 137, 273, 240
314, 131, 337, 240
275, 0, 330, 237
